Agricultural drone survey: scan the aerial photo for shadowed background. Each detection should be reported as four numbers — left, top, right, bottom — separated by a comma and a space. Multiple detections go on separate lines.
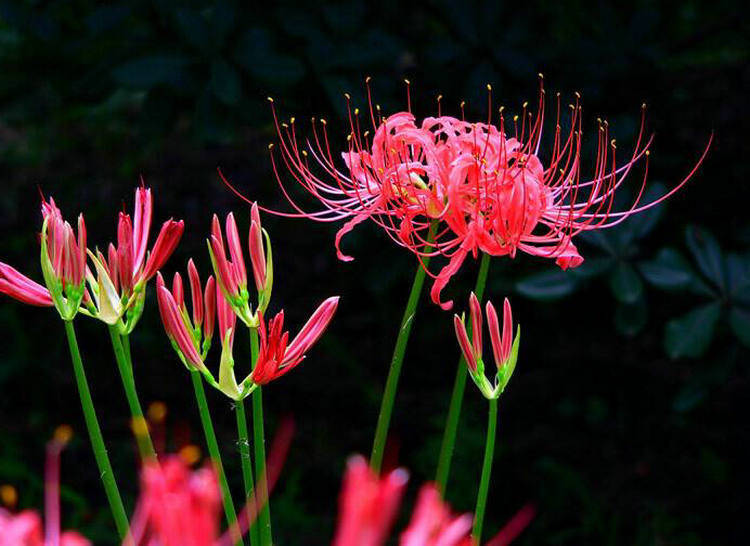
0, 1, 747, 544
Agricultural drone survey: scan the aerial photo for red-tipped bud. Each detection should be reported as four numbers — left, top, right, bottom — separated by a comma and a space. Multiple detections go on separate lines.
216, 280, 236, 347
133, 184, 153, 274
468, 291, 483, 358
453, 314, 477, 373
249, 218, 266, 292
155, 276, 205, 372
117, 212, 134, 293
187, 259, 203, 327
203, 276, 216, 341
0, 262, 53, 307
141, 219, 184, 283
224, 213, 247, 288
172, 272, 184, 310
486, 298, 514, 370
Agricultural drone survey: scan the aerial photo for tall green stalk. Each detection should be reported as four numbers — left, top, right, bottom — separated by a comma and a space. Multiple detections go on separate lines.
435, 252, 491, 493
63, 320, 130, 540
473, 397, 498, 542
236, 398, 260, 546
370, 224, 436, 473
190, 370, 243, 546
249, 327, 272, 545
107, 326, 156, 460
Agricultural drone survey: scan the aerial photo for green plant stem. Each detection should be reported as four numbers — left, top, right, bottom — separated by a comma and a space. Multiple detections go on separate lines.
435, 252, 491, 493
236, 397, 260, 546
107, 326, 156, 460
473, 397, 498, 542
190, 370, 243, 546
249, 327, 272, 546
63, 320, 129, 540
370, 223, 436, 473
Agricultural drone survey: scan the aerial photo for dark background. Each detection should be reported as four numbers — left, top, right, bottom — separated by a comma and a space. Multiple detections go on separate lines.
0, 1, 747, 544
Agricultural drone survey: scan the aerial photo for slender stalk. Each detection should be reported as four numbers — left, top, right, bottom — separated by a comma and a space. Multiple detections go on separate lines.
435, 252, 491, 492
236, 398, 260, 546
370, 224, 436, 472
473, 397, 498, 542
249, 327, 272, 545
190, 370, 243, 546
63, 320, 129, 540
108, 326, 156, 460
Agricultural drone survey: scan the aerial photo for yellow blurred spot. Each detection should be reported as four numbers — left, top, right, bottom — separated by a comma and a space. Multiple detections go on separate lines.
0, 485, 17, 508
179, 445, 202, 466
365, 76, 372, 83
267, 97, 274, 103
131, 416, 149, 437
344, 92, 351, 100
486, 84, 492, 91
404, 78, 410, 85
147, 401, 167, 423
54, 424, 73, 446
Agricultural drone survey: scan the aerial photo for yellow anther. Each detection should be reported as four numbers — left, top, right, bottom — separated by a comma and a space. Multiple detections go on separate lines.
645, 150, 650, 156
364, 131, 370, 137
513, 115, 519, 122
404, 78, 410, 85
486, 84, 492, 91
437, 94, 443, 101
574, 91, 581, 99
365, 76, 372, 83
267, 97, 274, 103
320, 118, 327, 125
354, 108, 360, 115
148, 401, 167, 422
268, 143, 274, 150
538, 72, 544, 79
499, 106, 505, 113
347, 134, 352, 141
0, 485, 17, 508
290, 117, 295, 124
54, 424, 73, 445
302, 150, 308, 156
522, 101, 528, 108
642, 103, 647, 109
610, 139, 617, 148
178, 444, 202, 466
281, 122, 288, 128
344, 93, 351, 100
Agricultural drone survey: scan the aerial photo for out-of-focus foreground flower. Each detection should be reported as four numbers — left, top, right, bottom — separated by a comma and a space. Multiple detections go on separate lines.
260, 78, 710, 309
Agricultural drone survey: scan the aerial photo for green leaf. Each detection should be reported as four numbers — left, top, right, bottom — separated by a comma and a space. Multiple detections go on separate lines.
685, 226, 725, 291
638, 248, 694, 290
664, 302, 721, 359
516, 269, 578, 301
235, 28, 305, 87
112, 56, 190, 89
608, 262, 643, 304
727, 253, 750, 304
729, 307, 750, 347
210, 60, 241, 106
568, 257, 612, 279
175, 8, 212, 53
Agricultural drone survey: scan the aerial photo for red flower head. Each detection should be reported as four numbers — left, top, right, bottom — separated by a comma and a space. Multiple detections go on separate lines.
250, 296, 339, 386
94, 183, 184, 331
454, 293, 520, 400
256, 79, 710, 310
332, 455, 409, 546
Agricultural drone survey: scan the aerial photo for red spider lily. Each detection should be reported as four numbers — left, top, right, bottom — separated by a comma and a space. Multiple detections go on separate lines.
250, 296, 339, 385
332, 455, 409, 546
0, 427, 91, 546
454, 294, 520, 399
91, 184, 183, 330
208, 207, 273, 327
0, 196, 88, 320
253, 79, 710, 310
400, 484, 473, 546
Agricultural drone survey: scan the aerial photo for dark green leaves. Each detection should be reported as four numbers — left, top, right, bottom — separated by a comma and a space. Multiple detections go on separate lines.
664, 303, 721, 359
516, 269, 578, 301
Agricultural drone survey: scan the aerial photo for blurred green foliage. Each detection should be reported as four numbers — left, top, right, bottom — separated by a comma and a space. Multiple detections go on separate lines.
0, 1, 747, 545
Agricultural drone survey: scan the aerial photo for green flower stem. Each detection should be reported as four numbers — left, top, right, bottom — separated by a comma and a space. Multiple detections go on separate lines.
473, 397, 498, 542
370, 223, 436, 473
435, 252, 491, 493
107, 326, 156, 460
190, 370, 243, 546
63, 320, 130, 540
249, 327, 272, 546
236, 397, 260, 546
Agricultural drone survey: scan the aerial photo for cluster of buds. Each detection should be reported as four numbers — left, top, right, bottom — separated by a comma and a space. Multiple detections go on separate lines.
454, 293, 520, 400
0, 184, 183, 331
87, 185, 184, 332
157, 203, 338, 401
208, 203, 272, 328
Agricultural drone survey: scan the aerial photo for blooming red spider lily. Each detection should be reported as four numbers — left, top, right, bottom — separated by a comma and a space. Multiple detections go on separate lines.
0, 427, 91, 546
454, 293, 520, 399
251, 296, 339, 385
244, 78, 710, 310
